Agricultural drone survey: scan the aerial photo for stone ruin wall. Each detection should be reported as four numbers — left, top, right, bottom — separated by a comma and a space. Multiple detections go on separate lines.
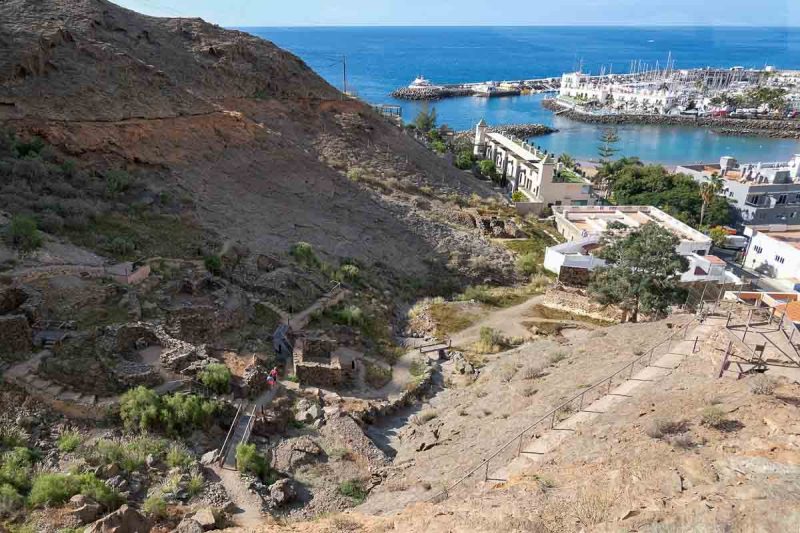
558, 266, 591, 287
542, 287, 624, 322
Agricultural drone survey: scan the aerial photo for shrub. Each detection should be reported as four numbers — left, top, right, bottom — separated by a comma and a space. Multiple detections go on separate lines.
478, 159, 496, 179
338, 479, 367, 504
408, 358, 426, 378
749, 374, 775, 395
105, 170, 132, 196
346, 167, 365, 182
12, 136, 45, 158
57, 430, 83, 453
203, 254, 222, 275
515, 253, 540, 277
521, 364, 546, 380
119, 386, 161, 433
0, 448, 35, 492
700, 406, 727, 429
335, 264, 360, 282
5, 215, 42, 252
290, 241, 319, 268
286, 374, 299, 383
332, 305, 364, 327
646, 418, 688, 439
165, 445, 193, 469
364, 362, 392, 389
199, 363, 232, 395
236, 443, 270, 479
186, 473, 204, 497
548, 351, 567, 365
142, 494, 167, 518
0, 483, 23, 515
108, 236, 136, 257
414, 410, 438, 425
0, 426, 27, 449
430, 140, 447, 154
511, 190, 526, 202
475, 327, 510, 353
86, 437, 165, 473
327, 448, 353, 461
28, 472, 120, 509
455, 150, 474, 170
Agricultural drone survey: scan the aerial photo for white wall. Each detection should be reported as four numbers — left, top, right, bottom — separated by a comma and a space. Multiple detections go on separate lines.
745, 232, 800, 280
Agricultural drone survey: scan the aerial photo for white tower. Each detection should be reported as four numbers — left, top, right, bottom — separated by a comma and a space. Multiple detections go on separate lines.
474, 118, 488, 157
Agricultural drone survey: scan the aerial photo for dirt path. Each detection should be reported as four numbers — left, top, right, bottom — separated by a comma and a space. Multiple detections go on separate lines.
450, 294, 547, 347
209, 465, 267, 528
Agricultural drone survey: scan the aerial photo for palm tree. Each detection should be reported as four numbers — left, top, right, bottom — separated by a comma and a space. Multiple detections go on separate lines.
699, 173, 724, 226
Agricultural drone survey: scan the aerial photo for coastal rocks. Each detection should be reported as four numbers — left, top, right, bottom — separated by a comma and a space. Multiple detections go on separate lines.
542, 98, 800, 139
489, 124, 557, 138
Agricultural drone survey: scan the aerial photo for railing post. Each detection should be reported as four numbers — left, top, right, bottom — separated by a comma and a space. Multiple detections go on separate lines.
693, 336, 699, 354
607, 377, 613, 394
484, 461, 489, 481
790, 324, 796, 345
726, 311, 731, 328
629, 361, 635, 378
769, 307, 775, 324
517, 434, 523, 456
747, 309, 752, 327
578, 391, 584, 412
743, 325, 748, 343
551, 410, 557, 429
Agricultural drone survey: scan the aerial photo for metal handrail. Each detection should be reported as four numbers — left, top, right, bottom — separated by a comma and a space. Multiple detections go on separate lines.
428, 318, 697, 503
218, 401, 243, 466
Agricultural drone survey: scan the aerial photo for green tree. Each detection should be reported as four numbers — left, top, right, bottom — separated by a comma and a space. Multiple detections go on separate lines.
589, 223, 688, 323
597, 127, 620, 162
699, 174, 724, 226
413, 107, 437, 133
558, 153, 576, 168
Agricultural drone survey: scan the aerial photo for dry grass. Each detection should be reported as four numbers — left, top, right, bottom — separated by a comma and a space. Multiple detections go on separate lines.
646, 418, 689, 439
749, 374, 776, 395
364, 362, 392, 389
414, 410, 438, 425
572, 485, 620, 527
700, 406, 727, 429
520, 363, 546, 380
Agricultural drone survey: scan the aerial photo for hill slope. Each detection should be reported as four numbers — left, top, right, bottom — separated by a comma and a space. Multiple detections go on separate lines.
0, 0, 511, 283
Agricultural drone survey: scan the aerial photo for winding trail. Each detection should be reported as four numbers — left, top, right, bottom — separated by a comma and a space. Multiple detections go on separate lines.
449, 295, 547, 346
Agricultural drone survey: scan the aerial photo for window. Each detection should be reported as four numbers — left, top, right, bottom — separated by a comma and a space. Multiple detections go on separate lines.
754, 245, 763, 254
775, 255, 785, 264
776, 194, 787, 205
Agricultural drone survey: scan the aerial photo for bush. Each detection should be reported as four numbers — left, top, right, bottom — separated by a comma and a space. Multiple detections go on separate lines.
408, 358, 426, 378
28, 472, 120, 509
338, 479, 368, 504
455, 150, 474, 170
105, 170, 132, 196
364, 362, 392, 389
290, 241, 319, 268
119, 387, 217, 436
0, 483, 23, 515
415, 410, 437, 425
335, 264, 360, 283
12, 136, 45, 159
475, 327, 510, 353
203, 254, 222, 275
521, 364, 546, 380
646, 418, 688, 439
346, 167, 365, 182
511, 190, 526, 202
5, 215, 42, 252
515, 253, 540, 276
87, 436, 167, 474
108, 236, 136, 258
186, 473, 205, 497
0, 448, 35, 492
142, 494, 167, 518
331, 305, 364, 327
478, 160, 497, 180
119, 386, 161, 433
0, 426, 28, 450
165, 445, 193, 469
57, 430, 83, 453
236, 443, 270, 479
700, 406, 727, 429
431, 140, 447, 154
199, 363, 232, 395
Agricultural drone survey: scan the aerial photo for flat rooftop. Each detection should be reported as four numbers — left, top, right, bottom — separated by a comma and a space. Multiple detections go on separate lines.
486, 132, 544, 163
554, 205, 710, 243
752, 226, 800, 251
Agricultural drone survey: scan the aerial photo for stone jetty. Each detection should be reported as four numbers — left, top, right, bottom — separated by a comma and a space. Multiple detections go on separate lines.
391, 87, 475, 100
542, 98, 800, 139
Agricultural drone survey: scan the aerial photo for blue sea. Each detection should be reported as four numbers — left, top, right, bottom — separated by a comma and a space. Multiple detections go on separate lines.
243, 26, 800, 164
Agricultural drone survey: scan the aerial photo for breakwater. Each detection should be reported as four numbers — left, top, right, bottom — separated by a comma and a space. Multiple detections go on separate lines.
542, 99, 800, 139
453, 124, 556, 145
391, 87, 475, 100
391, 77, 560, 101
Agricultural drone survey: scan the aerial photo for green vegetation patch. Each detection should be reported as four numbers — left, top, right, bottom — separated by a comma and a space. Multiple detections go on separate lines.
119, 386, 218, 437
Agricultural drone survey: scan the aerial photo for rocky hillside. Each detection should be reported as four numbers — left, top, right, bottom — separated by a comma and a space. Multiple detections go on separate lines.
0, 0, 512, 284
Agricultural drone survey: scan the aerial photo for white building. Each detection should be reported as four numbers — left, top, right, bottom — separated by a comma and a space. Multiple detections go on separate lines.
743, 225, 800, 290
545, 205, 739, 284
473, 121, 594, 214
677, 155, 800, 226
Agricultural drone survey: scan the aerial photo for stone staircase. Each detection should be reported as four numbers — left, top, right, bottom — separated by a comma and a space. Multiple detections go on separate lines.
3, 350, 117, 417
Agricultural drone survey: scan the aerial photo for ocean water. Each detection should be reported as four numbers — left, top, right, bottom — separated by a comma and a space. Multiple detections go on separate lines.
244, 26, 800, 164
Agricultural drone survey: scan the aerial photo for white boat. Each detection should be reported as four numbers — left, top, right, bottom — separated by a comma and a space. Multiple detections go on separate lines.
408, 76, 436, 89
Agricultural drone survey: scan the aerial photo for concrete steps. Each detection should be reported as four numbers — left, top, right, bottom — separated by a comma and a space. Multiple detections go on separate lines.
484, 323, 704, 485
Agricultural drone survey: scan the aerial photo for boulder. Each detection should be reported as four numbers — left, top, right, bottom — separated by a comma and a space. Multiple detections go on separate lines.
200, 449, 219, 466
68, 494, 102, 524
84, 505, 150, 533
191, 508, 217, 530
268, 478, 295, 507
172, 518, 204, 533
271, 436, 323, 472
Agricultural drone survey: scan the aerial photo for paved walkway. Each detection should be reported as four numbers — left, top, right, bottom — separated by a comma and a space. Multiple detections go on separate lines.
486, 321, 713, 483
